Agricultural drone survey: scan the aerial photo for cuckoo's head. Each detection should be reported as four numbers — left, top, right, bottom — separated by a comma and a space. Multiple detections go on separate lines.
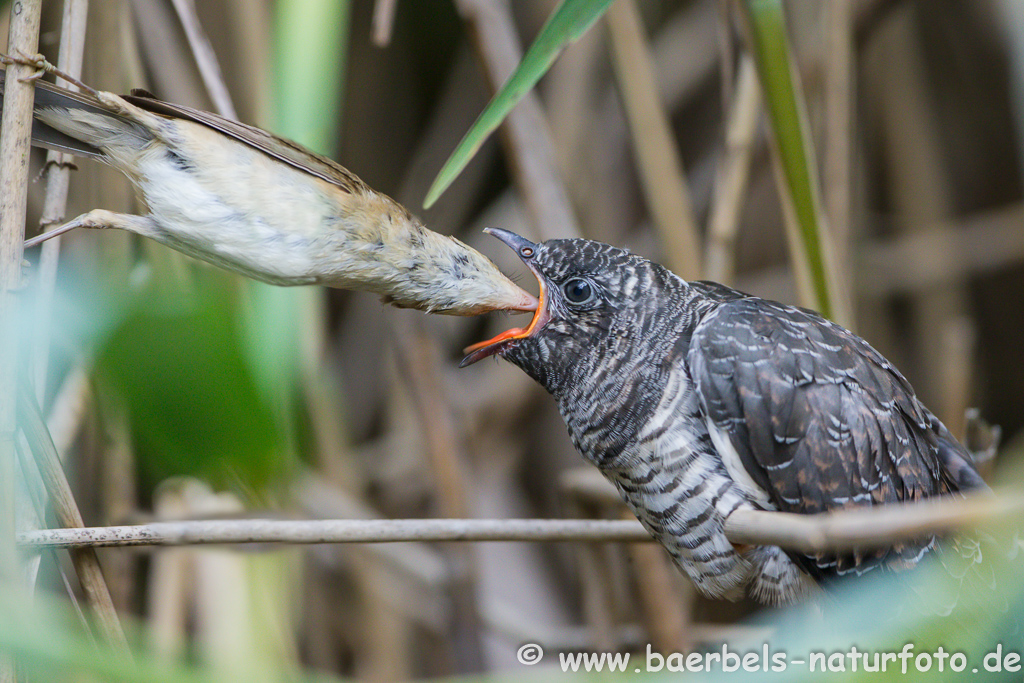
460, 229, 676, 391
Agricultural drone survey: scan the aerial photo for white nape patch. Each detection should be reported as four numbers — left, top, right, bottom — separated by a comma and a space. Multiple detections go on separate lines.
706, 419, 772, 507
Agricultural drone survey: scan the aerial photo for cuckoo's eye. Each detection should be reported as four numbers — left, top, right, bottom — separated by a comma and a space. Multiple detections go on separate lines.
563, 278, 595, 305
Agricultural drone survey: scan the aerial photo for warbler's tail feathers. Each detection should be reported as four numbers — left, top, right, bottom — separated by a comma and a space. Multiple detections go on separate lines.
0, 68, 141, 159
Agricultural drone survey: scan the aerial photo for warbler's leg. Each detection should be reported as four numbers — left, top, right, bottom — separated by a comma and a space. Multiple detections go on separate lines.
24, 210, 159, 248
0, 51, 99, 96
92, 89, 168, 131
3, 52, 169, 144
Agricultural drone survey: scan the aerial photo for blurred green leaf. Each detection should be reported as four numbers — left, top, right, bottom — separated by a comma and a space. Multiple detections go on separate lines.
261, 0, 351, 385
423, 0, 615, 208
94, 272, 289, 495
0, 589, 215, 683
713, 528, 1024, 682
272, 0, 350, 152
742, 0, 834, 320
0, 584, 348, 682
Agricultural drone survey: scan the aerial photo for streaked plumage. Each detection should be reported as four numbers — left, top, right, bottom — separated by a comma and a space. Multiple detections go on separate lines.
463, 230, 988, 604
0, 64, 536, 315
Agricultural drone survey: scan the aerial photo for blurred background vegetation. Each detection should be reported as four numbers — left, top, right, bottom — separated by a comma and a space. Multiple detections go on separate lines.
4, 0, 1024, 680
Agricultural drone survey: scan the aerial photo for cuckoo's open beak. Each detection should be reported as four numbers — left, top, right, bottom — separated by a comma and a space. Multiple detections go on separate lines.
460, 229, 549, 367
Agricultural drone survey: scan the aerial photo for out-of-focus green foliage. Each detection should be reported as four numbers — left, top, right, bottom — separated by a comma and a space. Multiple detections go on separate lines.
601, 518, 1023, 682
242, 0, 351, 471
0, 582, 347, 682
92, 272, 289, 495
272, 0, 350, 153
0, 587, 215, 683
721, 525, 1024, 682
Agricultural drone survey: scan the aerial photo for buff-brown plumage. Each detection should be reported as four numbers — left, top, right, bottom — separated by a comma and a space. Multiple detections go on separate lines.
1, 64, 536, 316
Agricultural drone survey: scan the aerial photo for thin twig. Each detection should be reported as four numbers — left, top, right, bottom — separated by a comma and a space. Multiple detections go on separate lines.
372, 0, 398, 47
20, 518, 652, 549
18, 386, 130, 655
454, 0, 580, 240
705, 54, 760, 284
606, 0, 702, 279
44, 362, 92, 458
32, 0, 89, 402
295, 475, 448, 588
823, 0, 854, 300
16, 490, 1023, 553
724, 492, 1022, 554
738, 202, 1024, 302
169, 0, 238, 119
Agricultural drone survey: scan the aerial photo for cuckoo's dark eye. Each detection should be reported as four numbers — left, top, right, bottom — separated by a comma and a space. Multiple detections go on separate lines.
563, 278, 595, 304
520, 246, 534, 258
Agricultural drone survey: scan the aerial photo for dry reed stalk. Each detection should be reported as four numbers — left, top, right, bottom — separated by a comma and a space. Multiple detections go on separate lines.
824, 0, 854, 299
32, 0, 88, 403
0, 2, 42, 610
454, 0, 580, 241
739, 202, 1024, 301
371, 0, 398, 47
705, 54, 761, 284
390, 319, 486, 671
606, 0, 702, 279
168, 0, 237, 120
16, 488, 1020, 554
623, 512, 695, 653
0, 2, 41, 675
18, 388, 130, 654
868, 6, 966, 420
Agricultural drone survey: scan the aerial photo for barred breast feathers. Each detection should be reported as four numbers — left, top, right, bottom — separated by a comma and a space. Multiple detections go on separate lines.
557, 327, 755, 599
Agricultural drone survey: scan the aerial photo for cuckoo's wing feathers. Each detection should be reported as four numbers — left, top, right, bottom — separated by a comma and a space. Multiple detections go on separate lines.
688, 296, 984, 575
690, 296, 963, 512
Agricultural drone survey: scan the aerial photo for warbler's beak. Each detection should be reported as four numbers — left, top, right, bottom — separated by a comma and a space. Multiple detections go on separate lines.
460, 228, 549, 367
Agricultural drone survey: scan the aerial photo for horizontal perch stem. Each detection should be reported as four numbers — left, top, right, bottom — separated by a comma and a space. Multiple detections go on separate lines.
725, 492, 1022, 554
19, 518, 650, 548
16, 490, 1022, 553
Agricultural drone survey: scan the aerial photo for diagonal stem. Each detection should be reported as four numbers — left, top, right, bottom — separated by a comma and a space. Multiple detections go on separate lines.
17, 387, 130, 656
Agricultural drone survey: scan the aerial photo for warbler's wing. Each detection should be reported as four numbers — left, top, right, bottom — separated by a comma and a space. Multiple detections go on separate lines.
123, 91, 378, 197
687, 295, 986, 577
3, 66, 385, 197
